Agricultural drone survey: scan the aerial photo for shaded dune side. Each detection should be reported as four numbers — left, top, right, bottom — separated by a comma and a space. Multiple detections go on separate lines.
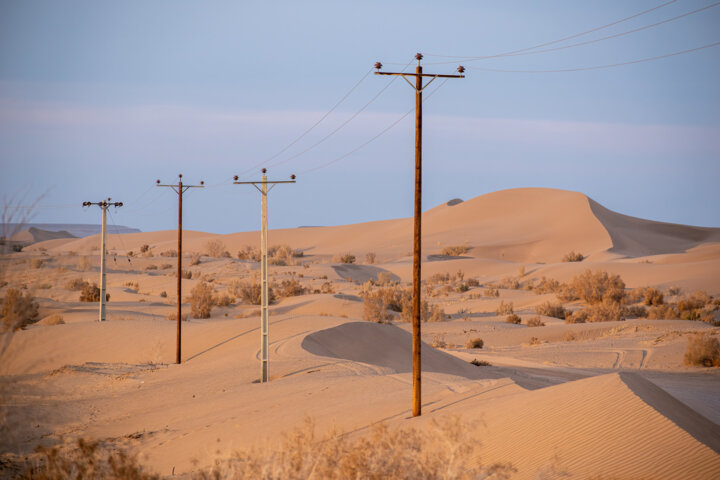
458, 372, 720, 479
588, 199, 720, 257
301, 322, 504, 380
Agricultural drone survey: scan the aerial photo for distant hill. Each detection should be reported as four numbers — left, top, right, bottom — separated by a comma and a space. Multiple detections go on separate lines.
10, 227, 76, 244
1, 223, 141, 239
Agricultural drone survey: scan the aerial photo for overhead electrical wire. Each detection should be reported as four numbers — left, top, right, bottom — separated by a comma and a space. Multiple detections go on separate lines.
423, 0, 679, 62
301, 78, 451, 175
426, 1, 720, 65
463, 40, 720, 73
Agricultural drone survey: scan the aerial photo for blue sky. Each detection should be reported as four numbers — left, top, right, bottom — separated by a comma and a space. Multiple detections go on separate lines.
1, 0, 719, 233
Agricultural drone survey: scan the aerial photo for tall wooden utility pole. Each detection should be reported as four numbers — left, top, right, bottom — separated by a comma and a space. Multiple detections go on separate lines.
375, 53, 465, 417
233, 169, 296, 382
156, 175, 204, 364
82, 198, 123, 322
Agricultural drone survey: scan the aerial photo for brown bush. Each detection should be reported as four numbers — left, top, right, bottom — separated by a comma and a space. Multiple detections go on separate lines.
427, 305, 448, 322
483, 287, 499, 297
466, 337, 484, 349
630, 287, 664, 306
493, 277, 520, 290
678, 291, 711, 320
30, 258, 44, 269
1, 288, 39, 330
496, 300, 514, 315
431, 334, 447, 348
363, 295, 393, 323
556, 283, 579, 302
567, 301, 625, 323
526, 316, 545, 327
190, 253, 201, 266
234, 281, 276, 305
534, 301, 566, 319
139, 244, 150, 253
42, 314, 65, 325
145, 264, 158, 271
276, 278, 306, 298
237, 246, 261, 262
189, 282, 214, 319
625, 305, 648, 318
647, 303, 679, 320
204, 239, 226, 258
505, 314, 521, 324
365, 252, 376, 264
565, 310, 587, 324
441, 245, 469, 256
335, 253, 356, 264
213, 293, 234, 307
683, 334, 720, 367
563, 330, 577, 341
79, 283, 109, 302
466, 278, 480, 287
529, 336, 542, 346
160, 249, 177, 257
65, 278, 88, 291
533, 277, 560, 295
569, 270, 625, 305
167, 311, 188, 322
562, 251, 584, 262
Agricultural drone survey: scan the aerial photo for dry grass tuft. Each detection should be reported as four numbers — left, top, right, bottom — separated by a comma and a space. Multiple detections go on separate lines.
167, 311, 189, 322
505, 314, 521, 324
441, 245, 470, 257
683, 334, 720, 367
365, 252, 376, 264
496, 300, 514, 316
431, 334, 447, 348
64, 278, 88, 291
334, 253, 356, 264
204, 239, 227, 258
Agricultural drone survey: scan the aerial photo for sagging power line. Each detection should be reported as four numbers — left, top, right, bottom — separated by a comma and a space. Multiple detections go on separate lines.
156, 175, 205, 364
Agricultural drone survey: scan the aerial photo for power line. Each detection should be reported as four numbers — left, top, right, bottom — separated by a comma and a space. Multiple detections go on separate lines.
463, 40, 720, 74
424, 0, 679, 62
448, 1, 720, 64
301, 77, 451, 174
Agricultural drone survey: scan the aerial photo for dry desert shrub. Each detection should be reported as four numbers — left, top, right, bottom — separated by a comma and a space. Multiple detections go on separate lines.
189, 282, 214, 318
275, 278, 306, 297
563, 330, 577, 341
533, 276, 560, 295
190, 253, 201, 266
566, 301, 625, 323
431, 334, 447, 348
376, 271, 393, 286
362, 285, 446, 323
196, 416, 512, 480
160, 263, 172, 270
30, 258, 44, 269
466, 337, 484, 349
466, 278, 480, 287
145, 264, 158, 271
483, 287, 500, 297
441, 245, 469, 256
683, 334, 720, 367
555, 283, 579, 302
20, 437, 159, 480
64, 278, 88, 291
79, 283, 108, 302
204, 239, 226, 258
492, 276, 520, 290
42, 314, 65, 325
237, 246, 261, 262
647, 303, 679, 320
160, 249, 177, 257
363, 295, 394, 323
534, 301, 566, 319
139, 244, 150, 253
214, 293, 234, 307
505, 314, 521, 324
268, 245, 301, 266
1, 288, 39, 330
568, 270, 625, 305
624, 304, 648, 318
124, 281, 139, 292
334, 253, 356, 264
365, 252, 376, 264
167, 311, 189, 322
471, 358, 492, 366
629, 286, 664, 306
526, 316, 545, 327
159, 291, 167, 298
429, 272, 451, 284
562, 251, 584, 262
529, 336, 542, 346
496, 300, 514, 315
233, 281, 276, 306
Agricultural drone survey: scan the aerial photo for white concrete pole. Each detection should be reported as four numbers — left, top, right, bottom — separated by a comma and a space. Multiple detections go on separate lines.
260, 173, 269, 382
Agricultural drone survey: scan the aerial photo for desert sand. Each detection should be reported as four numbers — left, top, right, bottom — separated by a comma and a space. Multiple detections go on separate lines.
1, 187, 719, 478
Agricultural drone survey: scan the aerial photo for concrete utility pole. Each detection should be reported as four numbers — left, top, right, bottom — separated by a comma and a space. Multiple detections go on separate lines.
156, 175, 204, 364
233, 169, 296, 382
375, 53, 465, 417
82, 198, 123, 322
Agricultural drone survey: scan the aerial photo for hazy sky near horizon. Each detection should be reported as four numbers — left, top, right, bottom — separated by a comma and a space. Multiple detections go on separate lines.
1, 0, 719, 234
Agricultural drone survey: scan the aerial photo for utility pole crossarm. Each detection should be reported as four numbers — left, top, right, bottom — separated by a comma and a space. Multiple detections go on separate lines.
375, 72, 465, 78
156, 174, 204, 365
